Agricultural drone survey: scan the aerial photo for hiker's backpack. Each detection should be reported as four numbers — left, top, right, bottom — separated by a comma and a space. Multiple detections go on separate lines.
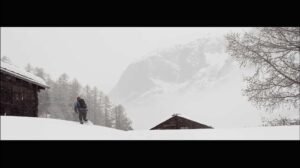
78, 98, 87, 109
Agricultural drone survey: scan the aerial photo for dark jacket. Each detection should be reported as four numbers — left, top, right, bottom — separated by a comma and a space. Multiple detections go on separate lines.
74, 100, 88, 113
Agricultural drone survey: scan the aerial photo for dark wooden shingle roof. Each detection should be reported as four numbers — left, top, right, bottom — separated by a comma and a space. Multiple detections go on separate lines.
150, 115, 213, 130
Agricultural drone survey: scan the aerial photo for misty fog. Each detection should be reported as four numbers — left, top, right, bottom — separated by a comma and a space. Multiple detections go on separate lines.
1, 27, 298, 130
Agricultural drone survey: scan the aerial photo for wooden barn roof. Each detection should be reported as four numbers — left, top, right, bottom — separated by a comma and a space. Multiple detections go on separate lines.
151, 115, 213, 130
1, 61, 49, 89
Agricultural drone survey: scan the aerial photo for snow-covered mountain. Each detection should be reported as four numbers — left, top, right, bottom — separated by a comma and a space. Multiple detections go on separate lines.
109, 37, 262, 129
110, 37, 229, 103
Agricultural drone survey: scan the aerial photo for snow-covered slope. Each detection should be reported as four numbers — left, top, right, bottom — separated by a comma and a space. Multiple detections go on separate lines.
127, 126, 300, 140
1, 116, 299, 140
0, 116, 126, 140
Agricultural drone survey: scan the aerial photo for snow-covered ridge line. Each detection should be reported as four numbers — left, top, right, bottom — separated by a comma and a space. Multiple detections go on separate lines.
1, 61, 49, 88
1, 116, 299, 140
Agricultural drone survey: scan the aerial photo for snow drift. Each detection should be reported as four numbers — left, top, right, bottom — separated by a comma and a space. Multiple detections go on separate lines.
0, 116, 126, 140
1, 116, 299, 140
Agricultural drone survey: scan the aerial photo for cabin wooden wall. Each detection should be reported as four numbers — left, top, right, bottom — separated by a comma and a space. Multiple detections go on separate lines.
0, 72, 40, 117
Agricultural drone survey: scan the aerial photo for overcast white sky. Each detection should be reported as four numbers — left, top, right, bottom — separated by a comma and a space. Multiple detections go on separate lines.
1, 27, 249, 93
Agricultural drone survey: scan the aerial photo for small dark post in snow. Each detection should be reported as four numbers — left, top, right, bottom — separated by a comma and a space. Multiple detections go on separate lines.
172, 113, 180, 117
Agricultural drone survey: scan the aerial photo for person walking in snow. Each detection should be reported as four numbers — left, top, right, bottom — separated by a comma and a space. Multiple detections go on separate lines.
74, 96, 88, 124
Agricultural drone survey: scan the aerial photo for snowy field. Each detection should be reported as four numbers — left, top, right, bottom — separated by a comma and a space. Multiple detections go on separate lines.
1, 116, 299, 140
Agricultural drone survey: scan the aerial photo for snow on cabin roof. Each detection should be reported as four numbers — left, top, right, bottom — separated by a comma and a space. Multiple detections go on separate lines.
0, 61, 49, 89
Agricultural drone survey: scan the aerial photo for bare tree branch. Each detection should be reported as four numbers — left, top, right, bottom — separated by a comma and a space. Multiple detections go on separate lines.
226, 27, 300, 111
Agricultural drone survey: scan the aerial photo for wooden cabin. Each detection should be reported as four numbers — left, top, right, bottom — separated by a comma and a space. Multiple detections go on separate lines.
0, 61, 49, 117
150, 114, 213, 130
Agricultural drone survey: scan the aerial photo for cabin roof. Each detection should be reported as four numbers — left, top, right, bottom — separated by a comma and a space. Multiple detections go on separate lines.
151, 115, 212, 129
0, 61, 49, 89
